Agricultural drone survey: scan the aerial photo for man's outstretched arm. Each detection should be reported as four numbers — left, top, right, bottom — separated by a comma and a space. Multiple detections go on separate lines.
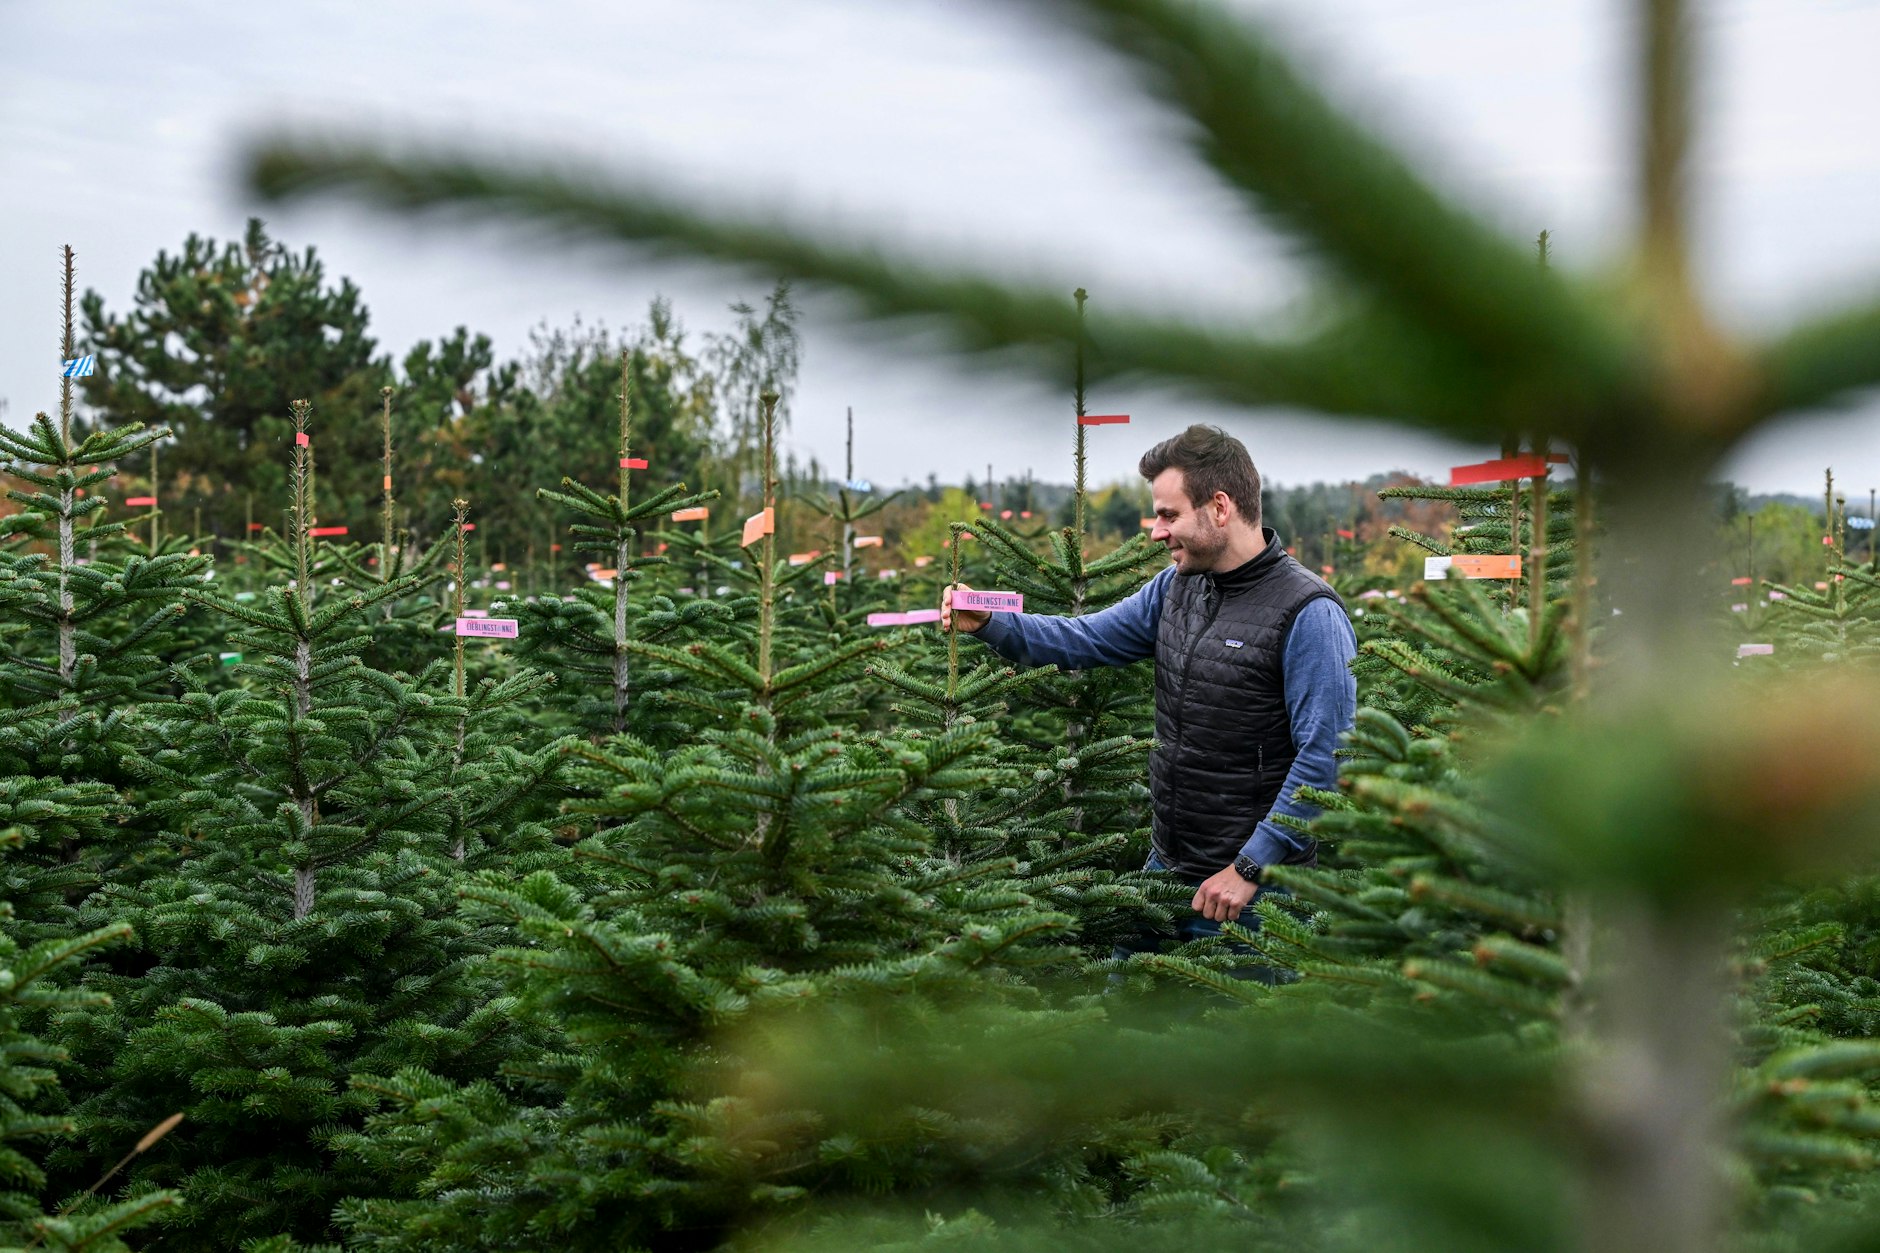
961, 564, 1174, 670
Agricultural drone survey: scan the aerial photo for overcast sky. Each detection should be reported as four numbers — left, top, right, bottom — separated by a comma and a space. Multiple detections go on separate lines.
4, 0, 1878, 496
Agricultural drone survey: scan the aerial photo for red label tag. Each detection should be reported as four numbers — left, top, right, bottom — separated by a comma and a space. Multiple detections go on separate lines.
1730, 577, 1751, 586
1337, 528, 1356, 539
125, 495, 157, 507
1078, 414, 1130, 425
1450, 554, 1522, 579
295, 432, 309, 447
309, 526, 348, 537
621, 457, 648, 469
1449, 455, 1549, 485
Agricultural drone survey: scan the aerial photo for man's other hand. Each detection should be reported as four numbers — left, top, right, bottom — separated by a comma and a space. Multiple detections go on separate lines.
1192, 865, 1258, 922
942, 583, 991, 634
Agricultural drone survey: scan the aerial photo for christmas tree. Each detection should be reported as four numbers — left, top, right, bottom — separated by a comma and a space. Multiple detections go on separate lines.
49, 401, 567, 1249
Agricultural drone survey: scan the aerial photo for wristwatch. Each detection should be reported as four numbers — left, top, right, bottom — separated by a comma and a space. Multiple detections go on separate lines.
1232, 855, 1264, 885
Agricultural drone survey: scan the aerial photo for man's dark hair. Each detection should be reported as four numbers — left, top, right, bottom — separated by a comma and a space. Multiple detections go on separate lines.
1139, 424, 1262, 524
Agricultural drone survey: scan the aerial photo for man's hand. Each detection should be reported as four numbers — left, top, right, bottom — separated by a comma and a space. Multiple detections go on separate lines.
941, 583, 991, 634
1192, 865, 1259, 922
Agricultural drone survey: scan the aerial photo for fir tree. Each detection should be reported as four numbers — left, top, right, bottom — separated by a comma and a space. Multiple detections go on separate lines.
505, 350, 724, 739
328, 392, 1080, 1249
0, 833, 177, 1251
49, 402, 566, 1250
0, 247, 210, 901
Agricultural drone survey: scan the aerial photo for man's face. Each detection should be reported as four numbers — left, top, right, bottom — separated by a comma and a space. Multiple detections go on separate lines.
1149, 468, 1232, 574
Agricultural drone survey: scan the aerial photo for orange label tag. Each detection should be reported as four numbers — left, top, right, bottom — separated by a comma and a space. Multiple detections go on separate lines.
671, 506, 709, 522
383, 475, 393, 490
853, 535, 883, 548
741, 507, 774, 547
1450, 554, 1522, 579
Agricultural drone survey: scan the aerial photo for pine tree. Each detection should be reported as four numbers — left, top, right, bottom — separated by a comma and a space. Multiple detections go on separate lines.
959, 292, 1163, 846
48, 401, 567, 1250
0, 828, 177, 1251
326, 392, 1084, 1249
77, 220, 405, 538
1760, 472, 1880, 666
0, 248, 211, 904
505, 350, 724, 739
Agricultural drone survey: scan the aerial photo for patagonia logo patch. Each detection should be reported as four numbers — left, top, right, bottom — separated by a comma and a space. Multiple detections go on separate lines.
1224, 639, 1244, 649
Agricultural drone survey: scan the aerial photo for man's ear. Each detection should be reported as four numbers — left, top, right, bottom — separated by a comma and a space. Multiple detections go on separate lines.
1213, 492, 1235, 525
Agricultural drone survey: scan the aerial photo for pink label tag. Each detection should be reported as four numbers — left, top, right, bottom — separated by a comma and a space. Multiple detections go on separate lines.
824, 570, 841, 584
456, 617, 518, 638
866, 611, 905, 627
952, 589, 1023, 613
295, 432, 309, 447
1736, 643, 1773, 657
901, 608, 943, 624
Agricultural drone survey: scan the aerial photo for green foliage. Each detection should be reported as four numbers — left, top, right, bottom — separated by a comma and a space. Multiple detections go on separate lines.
9, 0, 1880, 1246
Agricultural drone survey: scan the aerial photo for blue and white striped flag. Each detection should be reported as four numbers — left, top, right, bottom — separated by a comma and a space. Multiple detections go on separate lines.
845, 478, 872, 493
61, 355, 95, 378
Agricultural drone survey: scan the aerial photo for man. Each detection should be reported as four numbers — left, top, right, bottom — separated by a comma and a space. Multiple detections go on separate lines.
942, 425, 1356, 953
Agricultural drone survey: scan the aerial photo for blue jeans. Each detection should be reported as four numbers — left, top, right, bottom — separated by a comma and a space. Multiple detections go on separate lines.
1112, 850, 1290, 985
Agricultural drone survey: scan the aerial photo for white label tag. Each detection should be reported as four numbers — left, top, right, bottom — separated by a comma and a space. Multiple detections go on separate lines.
1424, 556, 1452, 580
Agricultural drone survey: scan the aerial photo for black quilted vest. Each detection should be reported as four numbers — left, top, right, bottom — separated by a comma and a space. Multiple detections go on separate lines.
1148, 529, 1343, 877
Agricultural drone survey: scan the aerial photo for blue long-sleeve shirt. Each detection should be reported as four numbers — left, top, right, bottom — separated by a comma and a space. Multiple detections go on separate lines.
973, 564, 1357, 869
